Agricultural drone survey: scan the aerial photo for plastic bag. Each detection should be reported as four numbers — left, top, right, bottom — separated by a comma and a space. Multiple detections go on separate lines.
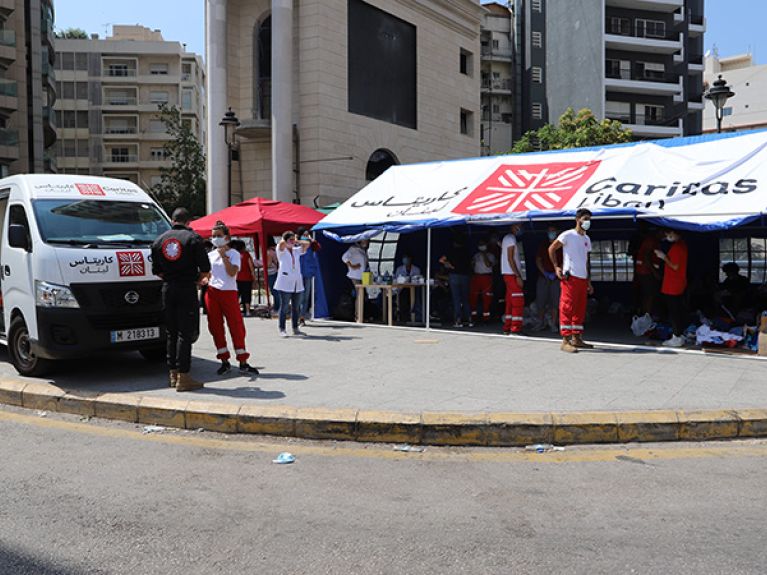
631, 313, 656, 337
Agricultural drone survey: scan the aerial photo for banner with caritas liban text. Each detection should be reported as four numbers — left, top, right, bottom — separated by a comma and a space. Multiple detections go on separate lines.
315, 130, 767, 234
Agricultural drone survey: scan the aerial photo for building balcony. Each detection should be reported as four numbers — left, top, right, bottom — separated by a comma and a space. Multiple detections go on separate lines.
0, 78, 17, 98
103, 127, 139, 138
606, 0, 683, 12
481, 78, 512, 93
103, 68, 138, 79
480, 46, 513, 61
103, 155, 139, 167
44, 150, 57, 173
607, 112, 683, 137
605, 26, 683, 54
605, 70, 682, 96
0, 0, 15, 14
0, 127, 19, 161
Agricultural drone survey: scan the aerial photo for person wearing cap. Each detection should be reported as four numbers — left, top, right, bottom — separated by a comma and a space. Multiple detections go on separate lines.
549, 209, 594, 353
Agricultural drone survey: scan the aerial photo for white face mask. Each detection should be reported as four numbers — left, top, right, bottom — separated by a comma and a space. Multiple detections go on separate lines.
211, 236, 227, 248
478, 245, 487, 252
580, 220, 592, 231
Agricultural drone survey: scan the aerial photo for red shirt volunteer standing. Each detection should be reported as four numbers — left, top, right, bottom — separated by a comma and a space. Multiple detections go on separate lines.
656, 229, 688, 348
205, 221, 259, 375
549, 209, 594, 353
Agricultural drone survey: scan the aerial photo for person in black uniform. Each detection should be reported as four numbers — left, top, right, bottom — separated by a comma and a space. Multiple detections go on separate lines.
152, 208, 211, 392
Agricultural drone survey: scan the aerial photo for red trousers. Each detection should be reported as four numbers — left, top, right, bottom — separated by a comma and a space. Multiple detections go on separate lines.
503, 275, 524, 333
470, 274, 493, 320
205, 287, 249, 362
560, 276, 587, 337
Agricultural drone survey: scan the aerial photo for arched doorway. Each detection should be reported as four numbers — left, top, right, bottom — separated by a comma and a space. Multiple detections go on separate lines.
253, 15, 272, 120
366, 148, 399, 181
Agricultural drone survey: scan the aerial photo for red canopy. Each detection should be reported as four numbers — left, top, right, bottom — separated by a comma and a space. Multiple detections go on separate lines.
190, 197, 325, 238
190, 197, 325, 303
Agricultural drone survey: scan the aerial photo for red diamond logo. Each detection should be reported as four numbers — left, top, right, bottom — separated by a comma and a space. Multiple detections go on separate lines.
453, 161, 601, 215
117, 251, 145, 277
75, 183, 105, 196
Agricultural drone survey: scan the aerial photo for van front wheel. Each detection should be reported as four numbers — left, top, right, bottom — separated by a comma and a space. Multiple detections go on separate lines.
139, 347, 166, 362
8, 317, 52, 377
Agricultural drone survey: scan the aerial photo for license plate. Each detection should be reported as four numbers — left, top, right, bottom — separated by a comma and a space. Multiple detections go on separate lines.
110, 327, 160, 343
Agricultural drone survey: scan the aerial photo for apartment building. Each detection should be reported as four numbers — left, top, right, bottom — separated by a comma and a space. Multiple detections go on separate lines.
0, 0, 56, 176
206, 0, 483, 211
480, 2, 514, 155
515, 0, 705, 140
54, 25, 206, 191
703, 52, 765, 134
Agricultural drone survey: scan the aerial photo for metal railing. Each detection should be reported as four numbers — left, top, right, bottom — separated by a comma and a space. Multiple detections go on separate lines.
105, 97, 137, 106
105, 155, 138, 164
0, 78, 17, 97
181, 73, 192, 81
481, 78, 512, 91
606, 69, 680, 84
104, 127, 138, 135
105, 68, 137, 78
481, 46, 513, 58
605, 21, 679, 42
606, 112, 680, 127
0, 29, 15, 47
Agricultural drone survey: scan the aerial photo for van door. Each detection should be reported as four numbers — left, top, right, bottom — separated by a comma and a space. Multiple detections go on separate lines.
0, 188, 10, 336
3, 201, 34, 337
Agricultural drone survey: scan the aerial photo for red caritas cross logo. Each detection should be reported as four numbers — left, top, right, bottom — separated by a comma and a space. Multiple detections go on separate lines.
161, 238, 183, 261
117, 251, 146, 277
75, 183, 105, 196
453, 161, 601, 215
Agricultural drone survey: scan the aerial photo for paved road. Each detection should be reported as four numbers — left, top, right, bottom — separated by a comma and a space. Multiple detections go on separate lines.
1, 405, 766, 575
7, 319, 767, 413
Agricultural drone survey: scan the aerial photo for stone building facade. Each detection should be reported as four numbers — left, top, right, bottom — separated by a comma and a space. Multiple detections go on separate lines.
206, 0, 483, 211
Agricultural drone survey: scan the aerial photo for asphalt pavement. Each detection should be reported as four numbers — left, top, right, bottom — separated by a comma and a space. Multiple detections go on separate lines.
1, 405, 766, 575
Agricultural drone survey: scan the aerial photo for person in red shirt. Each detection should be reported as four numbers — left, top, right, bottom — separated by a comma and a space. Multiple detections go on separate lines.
231, 239, 256, 316
655, 229, 688, 348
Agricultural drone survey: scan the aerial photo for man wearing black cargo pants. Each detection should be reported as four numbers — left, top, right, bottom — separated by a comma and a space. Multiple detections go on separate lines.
151, 208, 211, 392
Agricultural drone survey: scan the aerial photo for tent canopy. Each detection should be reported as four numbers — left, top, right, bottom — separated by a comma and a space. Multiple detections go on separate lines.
314, 129, 767, 236
191, 197, 325, 238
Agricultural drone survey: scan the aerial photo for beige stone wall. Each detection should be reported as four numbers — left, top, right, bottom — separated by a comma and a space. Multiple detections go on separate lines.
224, 0, 482, 206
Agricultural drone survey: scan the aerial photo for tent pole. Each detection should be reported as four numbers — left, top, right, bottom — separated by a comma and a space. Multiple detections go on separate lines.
426, 227, 432, 331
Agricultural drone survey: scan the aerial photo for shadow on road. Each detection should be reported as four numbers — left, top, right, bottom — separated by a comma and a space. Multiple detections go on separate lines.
0, 543, 88, 575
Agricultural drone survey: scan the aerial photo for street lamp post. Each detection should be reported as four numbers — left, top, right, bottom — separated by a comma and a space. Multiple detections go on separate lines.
704, 75, 735, 134
219, 107, 240, 206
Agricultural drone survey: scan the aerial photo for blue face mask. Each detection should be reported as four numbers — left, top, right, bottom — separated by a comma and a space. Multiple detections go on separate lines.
548, 231, 557, 241
402, 257, 411, 266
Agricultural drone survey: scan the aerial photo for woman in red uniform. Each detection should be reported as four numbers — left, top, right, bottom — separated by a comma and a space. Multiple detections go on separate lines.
655, 229, 688, 348
205, 221, 259, 375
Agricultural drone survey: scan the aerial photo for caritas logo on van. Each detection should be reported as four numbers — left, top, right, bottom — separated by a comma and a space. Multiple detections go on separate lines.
75, 183, 106, 196
453, 161, 601, 214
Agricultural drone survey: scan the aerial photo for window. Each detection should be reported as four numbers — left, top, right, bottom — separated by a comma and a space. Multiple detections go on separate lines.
253, 15, 272, 121
590, 239, 633, 282
62, 111, 76, 128
148, 119, 165, 133
460, 49, 472, 76
719, 238, 767, 283
61, 82, 75, 99
722, 107, 733, 117
532, 102, 543, 120
76, 82, 88, 100
63, 140, 76, 157
150, 147, 169, 160
368, 232, 400, 277
531, 66, 543, 83
366, 149, 399, 181
61, 52, 74, 71
531, 0, 542, 13
149, 63, 169, 75
76, 111, 89, 128
609, 17, 630, 36
460, 108, 473, 136
636, 18, 665, 39
493, 103, 500, 113
75, 53, 88, 70
181, 88, 193, 111
606, 59, 630, 80
643, 105, 664, 124
76, 139, 89, 157
638, 61, 665, 80
348, 0, 417, 129
150, 175, 163, 188
149, 91, 169, 104
531, 31, 542, 48
492, 39, 500, 49
182, 63, 192, 81
8, 205, 30, 248
606, 101, 631, 122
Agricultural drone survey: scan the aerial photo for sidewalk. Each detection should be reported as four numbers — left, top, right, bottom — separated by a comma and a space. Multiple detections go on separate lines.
1, 318, 766, 446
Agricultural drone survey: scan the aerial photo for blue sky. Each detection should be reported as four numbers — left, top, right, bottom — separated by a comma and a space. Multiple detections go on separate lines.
54, 0, 764, 64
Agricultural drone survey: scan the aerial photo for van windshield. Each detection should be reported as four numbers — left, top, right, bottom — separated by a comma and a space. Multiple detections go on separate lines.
33, 200, 171, 246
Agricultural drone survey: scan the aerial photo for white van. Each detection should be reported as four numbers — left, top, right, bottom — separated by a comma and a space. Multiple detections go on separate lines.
0, 175, 172, 376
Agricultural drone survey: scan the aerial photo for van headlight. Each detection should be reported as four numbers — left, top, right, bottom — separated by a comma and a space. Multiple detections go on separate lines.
35, 281, 80, 309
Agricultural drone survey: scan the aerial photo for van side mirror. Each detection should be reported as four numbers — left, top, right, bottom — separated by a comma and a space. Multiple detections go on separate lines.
8, 224, 30, 251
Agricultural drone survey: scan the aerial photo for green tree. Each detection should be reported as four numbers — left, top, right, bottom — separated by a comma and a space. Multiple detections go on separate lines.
152, 103, 206, 217
55, 27, 88, 39
511, 107, 633, 154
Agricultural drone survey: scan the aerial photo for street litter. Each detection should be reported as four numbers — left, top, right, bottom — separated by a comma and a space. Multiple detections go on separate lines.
36, 411, 47, 418
393, 444, 426, 453
525, 444, 565, 453
272, 452, 296, 464
142, 425, 166, 434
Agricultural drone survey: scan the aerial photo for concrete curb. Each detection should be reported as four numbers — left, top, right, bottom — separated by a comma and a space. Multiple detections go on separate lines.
3, 378, 767, 447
